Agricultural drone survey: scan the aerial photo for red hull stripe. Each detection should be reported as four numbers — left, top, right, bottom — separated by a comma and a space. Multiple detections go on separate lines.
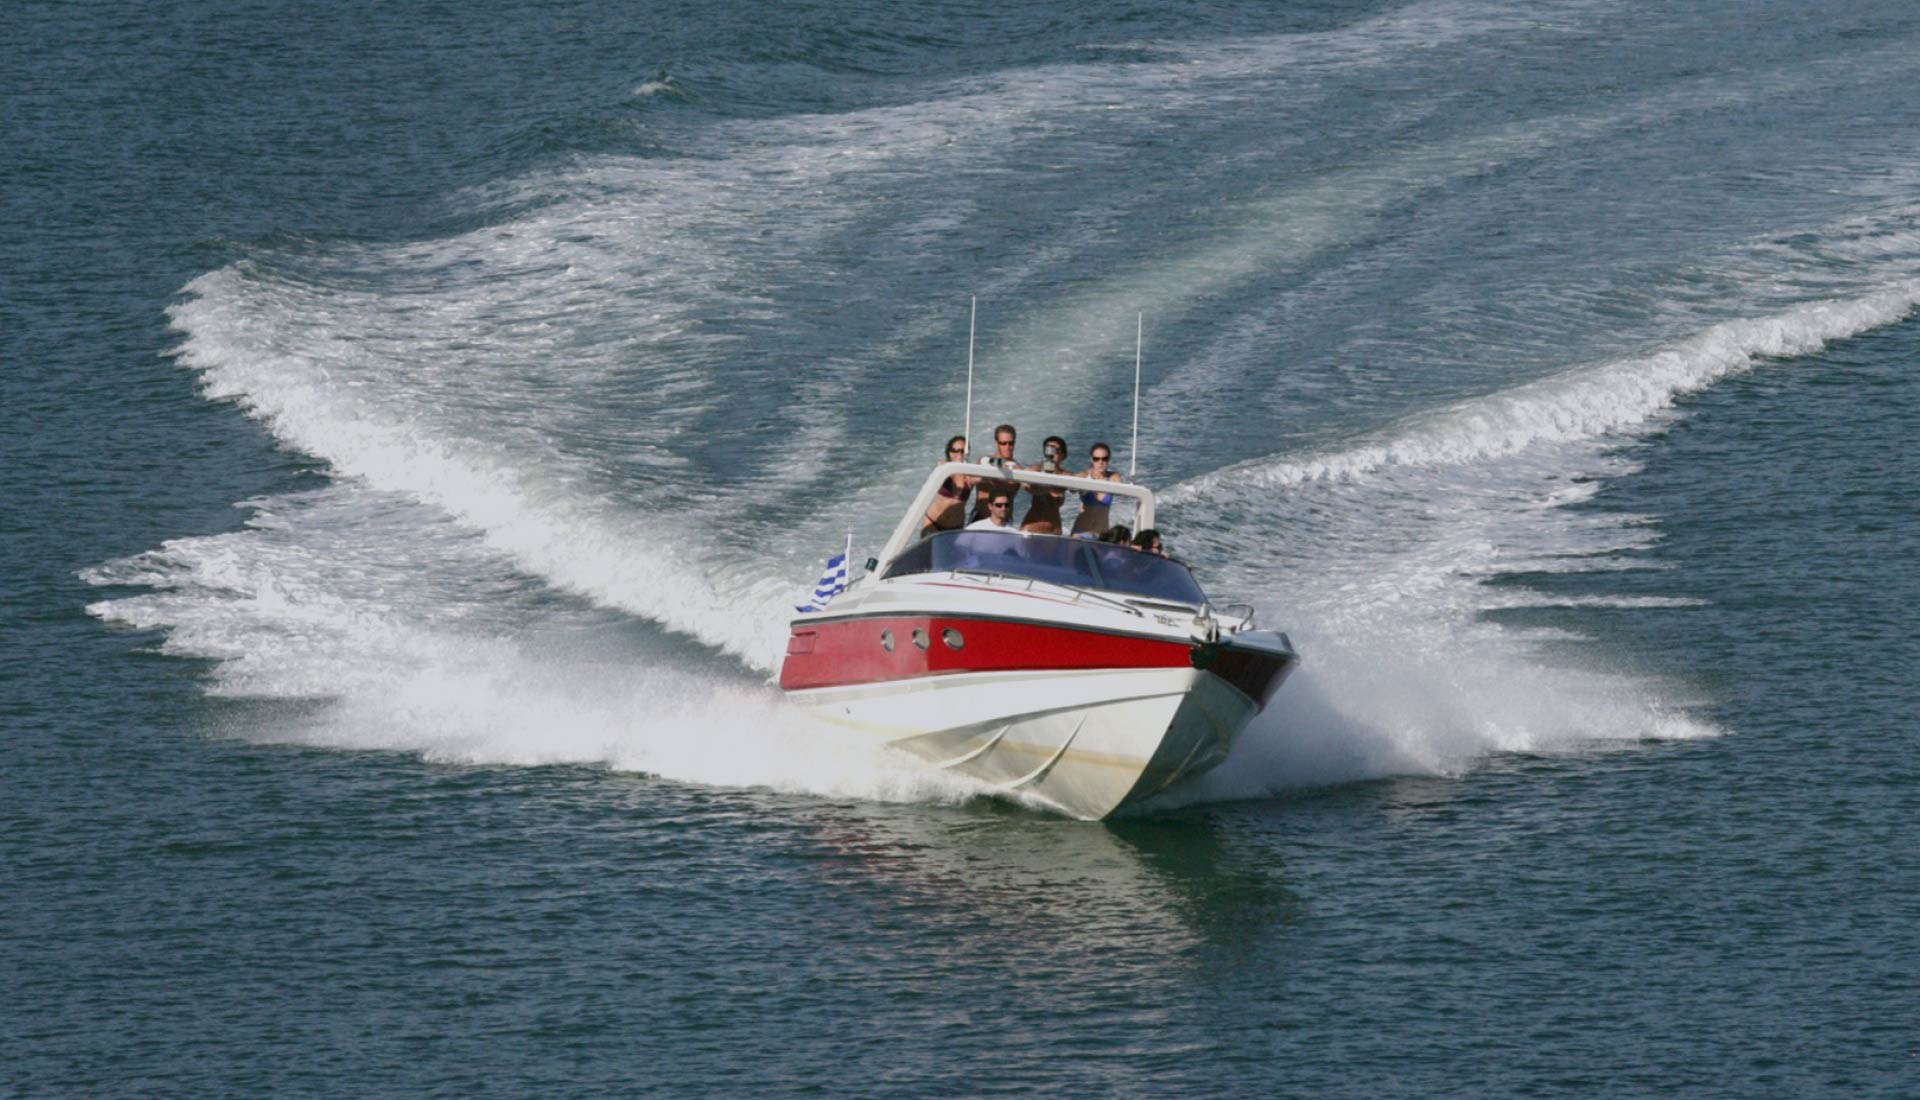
779, 615, 1193, 691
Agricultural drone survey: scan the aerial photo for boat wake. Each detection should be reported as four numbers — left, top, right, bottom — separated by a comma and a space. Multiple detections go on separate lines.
1146, 284, 1920, 805
84, 489, 982, 807
91, 250, 1920, 814
1165, 286, 1920, 499
92, 284, 1912, 813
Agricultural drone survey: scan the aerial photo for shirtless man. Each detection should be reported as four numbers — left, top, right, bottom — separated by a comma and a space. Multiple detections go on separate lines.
1020, 435, 1069, 534
920, 435, 975, 537
1069, 441, 1125, 537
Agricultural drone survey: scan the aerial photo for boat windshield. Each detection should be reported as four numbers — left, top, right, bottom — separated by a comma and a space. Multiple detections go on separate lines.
882, 529, 1207, 605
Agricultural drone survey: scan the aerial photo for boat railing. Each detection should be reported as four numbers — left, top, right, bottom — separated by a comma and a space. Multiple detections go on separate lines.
1217, 602, 1257, 631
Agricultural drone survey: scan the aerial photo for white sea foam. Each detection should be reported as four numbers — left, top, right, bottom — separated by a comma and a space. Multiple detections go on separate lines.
1166, 286, 1920, 501
84, 488, 984, 806
632, 73, 681, 99
1152, 637, 1721, 807
1141, 284, 1920, 803
1146, 461, 1727, 805
1474, 592, 1709, 610
263, 655, 984, 808
167, 270, 800, 670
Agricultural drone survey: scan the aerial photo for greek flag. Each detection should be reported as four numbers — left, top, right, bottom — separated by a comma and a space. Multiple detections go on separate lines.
796, 535, 852, 612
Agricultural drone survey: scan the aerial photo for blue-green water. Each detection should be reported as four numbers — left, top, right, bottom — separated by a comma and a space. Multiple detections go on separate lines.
6, 1, 1918, 1095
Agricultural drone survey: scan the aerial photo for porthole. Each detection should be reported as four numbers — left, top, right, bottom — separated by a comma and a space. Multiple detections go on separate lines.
880, 629, 895, 652
911, 627, 930, 651
942, 628, 964, 650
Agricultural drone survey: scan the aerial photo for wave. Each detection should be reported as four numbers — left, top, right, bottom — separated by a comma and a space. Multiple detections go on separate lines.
1165, 285, 1920, 501
82, 486, 990, 807
1150, 641, 1722, 808
1139, 287, 1920, 804
166, 267, 799, 669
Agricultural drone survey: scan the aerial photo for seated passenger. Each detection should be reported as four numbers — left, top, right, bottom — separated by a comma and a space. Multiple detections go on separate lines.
1099, 523, 1133, 545
920, 435, 976, 538
1131, 528, 1166, 556
970, 423, 1022, 524
1101, 535, 1165, 592
1020, 435, 1069, 534
1069, 442, 1124, 537
965, 487, 1018, 531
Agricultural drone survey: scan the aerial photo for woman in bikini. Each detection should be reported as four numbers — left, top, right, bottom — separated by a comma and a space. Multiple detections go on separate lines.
1069, 441, 1124, 537
920, 435, 975, 538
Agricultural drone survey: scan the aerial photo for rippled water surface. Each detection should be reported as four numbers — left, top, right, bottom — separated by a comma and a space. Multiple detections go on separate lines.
5, 1, 1918, 1095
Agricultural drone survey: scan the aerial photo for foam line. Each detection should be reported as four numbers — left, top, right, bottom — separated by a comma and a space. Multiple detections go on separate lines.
1166, 286, 1920, 502
92, 579, 983, 806
81, 487, 988, 806
1147, 644, 1723, 808
168, 273, 796, 669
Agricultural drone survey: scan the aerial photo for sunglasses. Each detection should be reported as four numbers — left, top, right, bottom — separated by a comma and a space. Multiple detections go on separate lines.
996, 439, 1015, 447
990, 500, 1010, 508
1092, 454, 1110, 461
947, 446, 965, 454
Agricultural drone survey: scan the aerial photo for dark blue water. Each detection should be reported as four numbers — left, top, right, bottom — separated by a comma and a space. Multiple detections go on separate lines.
7, 1, 1918, 1095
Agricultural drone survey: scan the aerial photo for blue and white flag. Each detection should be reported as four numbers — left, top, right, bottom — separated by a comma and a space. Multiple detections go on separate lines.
796, 536, 852, 612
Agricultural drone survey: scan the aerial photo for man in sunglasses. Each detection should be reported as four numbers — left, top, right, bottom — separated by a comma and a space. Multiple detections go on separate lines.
965, 487, 1018, 531
969, 423, 1023, 524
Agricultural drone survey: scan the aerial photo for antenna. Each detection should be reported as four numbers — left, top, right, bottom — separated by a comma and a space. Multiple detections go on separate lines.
1130, 312, 1142, 479
964, 297, 977, 456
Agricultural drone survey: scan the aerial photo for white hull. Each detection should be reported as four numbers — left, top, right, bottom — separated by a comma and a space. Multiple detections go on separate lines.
788, 666, 1258, 819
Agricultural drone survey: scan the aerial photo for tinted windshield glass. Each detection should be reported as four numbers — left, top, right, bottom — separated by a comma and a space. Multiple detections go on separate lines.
883, 530, 1206, 605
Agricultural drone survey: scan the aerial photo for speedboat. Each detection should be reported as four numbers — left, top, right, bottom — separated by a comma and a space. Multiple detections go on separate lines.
779, 462, 1298, 819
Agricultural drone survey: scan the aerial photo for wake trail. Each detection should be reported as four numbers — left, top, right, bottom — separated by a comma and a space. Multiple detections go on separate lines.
1141, 289, 1920, 804
1166, 285, 1920, 502
168, 269, 797, 670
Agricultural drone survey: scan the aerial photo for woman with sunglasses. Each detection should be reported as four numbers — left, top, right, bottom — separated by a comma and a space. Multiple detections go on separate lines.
919, 435, 977, 538
1070, 441, 1125, 538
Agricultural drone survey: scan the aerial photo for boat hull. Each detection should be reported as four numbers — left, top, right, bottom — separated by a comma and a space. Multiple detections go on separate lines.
786, 664, 1266, 819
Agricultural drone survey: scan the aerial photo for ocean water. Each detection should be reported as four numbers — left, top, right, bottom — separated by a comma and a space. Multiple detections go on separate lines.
5, 0, 1918, 1095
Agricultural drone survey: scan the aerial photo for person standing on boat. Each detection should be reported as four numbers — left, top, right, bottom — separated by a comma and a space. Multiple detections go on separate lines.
920, 435, 976, 538
1020, 435, 1069, 534
965, 486, 1017, 531
970, 423, 1022, 523
1070, 441, 1125, 537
